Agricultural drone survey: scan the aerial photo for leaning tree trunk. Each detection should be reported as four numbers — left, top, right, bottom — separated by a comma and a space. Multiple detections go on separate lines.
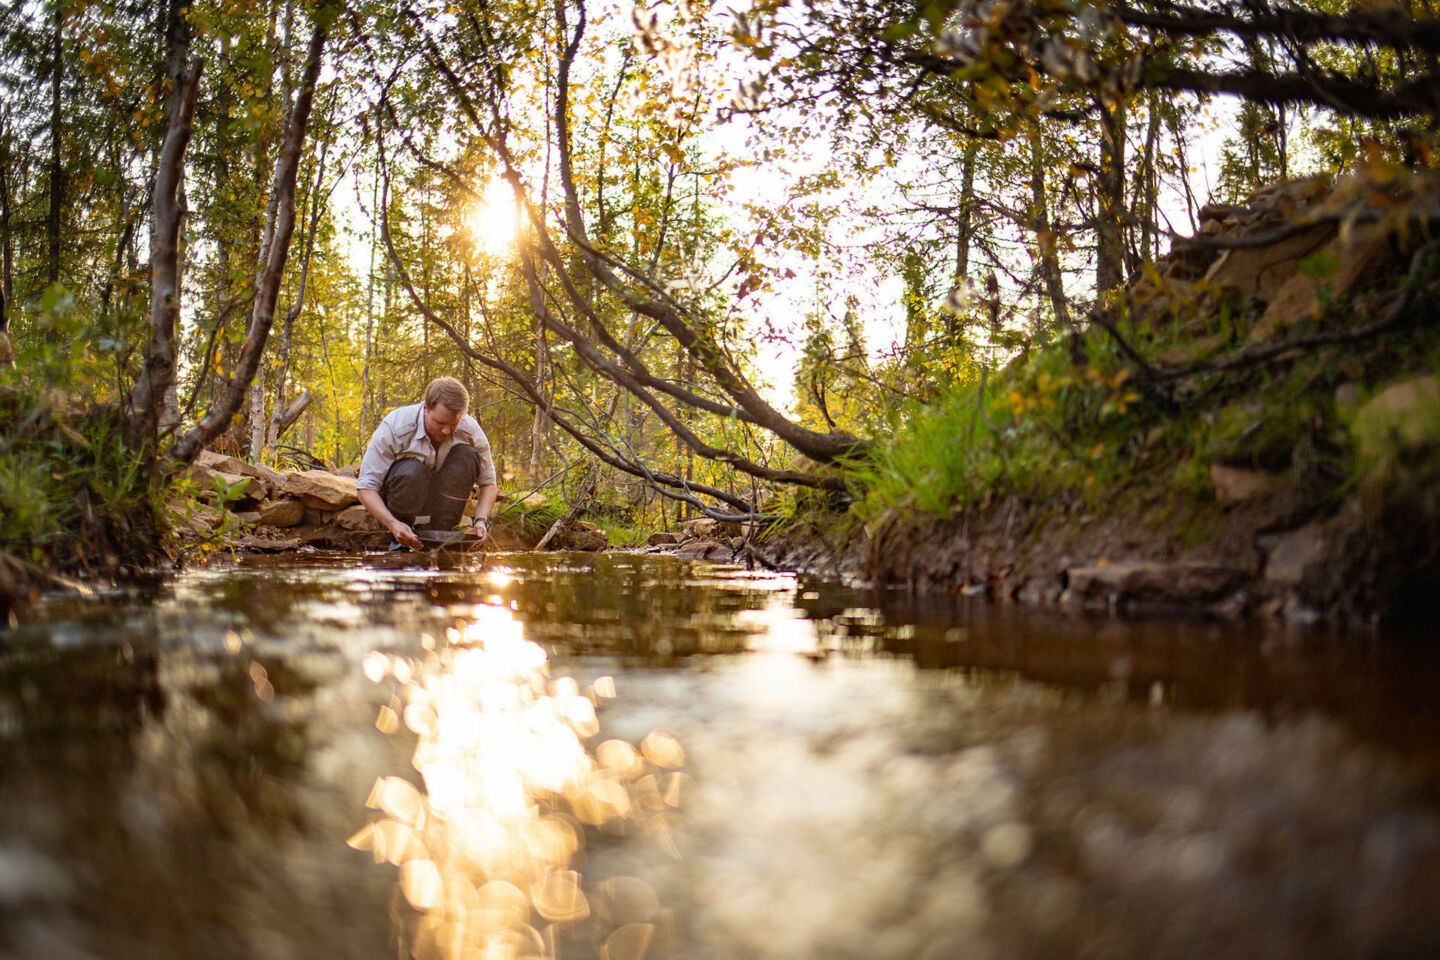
266, 130, 328, 453
168, 15, 330, 467
249, 0, 296, 462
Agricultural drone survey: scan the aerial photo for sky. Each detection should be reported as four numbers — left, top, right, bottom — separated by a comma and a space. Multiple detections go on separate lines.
329, 2, 1257, 414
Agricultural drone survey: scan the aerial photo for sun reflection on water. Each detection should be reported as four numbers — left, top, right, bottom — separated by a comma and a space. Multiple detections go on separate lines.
349, 604, 686, 960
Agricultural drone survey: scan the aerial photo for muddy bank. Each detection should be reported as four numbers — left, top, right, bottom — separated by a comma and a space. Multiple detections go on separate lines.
758, 472, 1440, 629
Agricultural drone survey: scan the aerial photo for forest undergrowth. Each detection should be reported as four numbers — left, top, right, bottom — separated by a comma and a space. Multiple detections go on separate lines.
777, 169, 1440, 624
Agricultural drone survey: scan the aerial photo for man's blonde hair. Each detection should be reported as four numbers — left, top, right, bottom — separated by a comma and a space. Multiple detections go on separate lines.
424, 376, 469, 414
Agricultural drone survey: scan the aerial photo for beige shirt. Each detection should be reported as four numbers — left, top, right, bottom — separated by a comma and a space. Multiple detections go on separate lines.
356, 402, 497, 493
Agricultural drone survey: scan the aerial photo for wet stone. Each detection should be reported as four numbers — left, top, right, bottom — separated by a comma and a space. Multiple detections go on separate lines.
1064, 562, 1251, 610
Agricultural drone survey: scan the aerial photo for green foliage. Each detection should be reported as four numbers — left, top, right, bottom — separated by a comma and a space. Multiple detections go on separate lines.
0, 286, 173, 571
495, 497, 567, 541
852, 332, 1160, 521
1296, 252, 1341, 281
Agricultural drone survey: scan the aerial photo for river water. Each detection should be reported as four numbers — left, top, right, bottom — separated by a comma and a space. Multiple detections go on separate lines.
1, 551, 1438, 960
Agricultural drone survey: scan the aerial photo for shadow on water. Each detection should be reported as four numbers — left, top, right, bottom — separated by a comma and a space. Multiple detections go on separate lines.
1, 550, 1438, 959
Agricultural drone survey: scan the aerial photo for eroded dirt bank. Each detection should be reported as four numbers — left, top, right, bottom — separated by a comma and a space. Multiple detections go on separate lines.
759, 473, 1440, 629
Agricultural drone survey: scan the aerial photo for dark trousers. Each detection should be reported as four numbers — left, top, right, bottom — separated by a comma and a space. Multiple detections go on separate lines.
380, 446, 483, 531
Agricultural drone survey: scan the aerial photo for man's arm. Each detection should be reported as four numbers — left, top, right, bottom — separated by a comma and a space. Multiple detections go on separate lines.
359, 488, 422, 550
470, 483, 499, 541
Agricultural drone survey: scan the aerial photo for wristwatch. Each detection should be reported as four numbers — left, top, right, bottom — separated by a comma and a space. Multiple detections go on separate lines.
473, 516, 490, 533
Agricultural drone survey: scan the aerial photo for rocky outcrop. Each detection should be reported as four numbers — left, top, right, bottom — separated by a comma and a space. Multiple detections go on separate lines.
279, 470, 358, 510
257, 498, 306, 528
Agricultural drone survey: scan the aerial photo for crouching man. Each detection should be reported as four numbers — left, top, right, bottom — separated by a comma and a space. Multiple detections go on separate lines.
356, 377, 498, 551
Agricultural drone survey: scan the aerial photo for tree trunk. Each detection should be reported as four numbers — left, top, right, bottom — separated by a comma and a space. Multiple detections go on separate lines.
0, 110, 13, 311
1095, 97, 1128, 298
530, 314, 549, 476
0, 113, 11, 371
1029, 126, 1072, 338
129, 0, 202, 447
273, 390, 312, 440
1137, 101, 1161, 266
266, 130, 329, 452
249, 367, 266, 459
362, 172, 378, 430
245, 0, 293, 457
46, 3, 63, 287
947, 139, 978, 350
162, 168, 188, 433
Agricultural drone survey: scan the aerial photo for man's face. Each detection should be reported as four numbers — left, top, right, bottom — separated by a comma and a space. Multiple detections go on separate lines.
424, 402, 462, 445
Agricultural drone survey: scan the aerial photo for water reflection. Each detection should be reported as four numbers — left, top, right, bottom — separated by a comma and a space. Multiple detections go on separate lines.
4, 552, 1440, 959
350, 604, 686, 960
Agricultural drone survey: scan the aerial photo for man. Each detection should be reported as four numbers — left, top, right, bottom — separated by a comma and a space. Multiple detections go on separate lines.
356, 377, 498, 551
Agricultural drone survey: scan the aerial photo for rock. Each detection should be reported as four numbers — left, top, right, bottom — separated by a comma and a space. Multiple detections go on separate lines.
1258, 523, 1328, 586
562, 521, 608, 552
1202, 223, 1334, 304
1206, 590, 1250, 619
1334, 382, 1362, 413
1209, 464, 1276, 505
1250, 227, 1395, 341
213, 470, 261, 505
279, 469, 358, 510
188, 461, 218, 500
257, 498, 306, 528
1246, 173, 1332, 209
232, 533, 308, 553
303, 507, 337, 526
647, 532, 683, 547
332, 462, 361, 479
1063, 562, 1251, 609
681, 517, 741, 540
233, 511, 261, 525
1015, 576, 1062, 605
1351, 375, 1440, 456
676, 538, 729, 560
195, 450, 281, 498
170, 502, 227, 537
335, 504, 382, 531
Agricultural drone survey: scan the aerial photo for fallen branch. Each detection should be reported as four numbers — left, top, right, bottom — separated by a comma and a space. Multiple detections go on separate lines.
534, 468, 599, 551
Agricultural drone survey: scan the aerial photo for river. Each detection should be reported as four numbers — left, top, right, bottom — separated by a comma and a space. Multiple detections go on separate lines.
1, 551, 1438, 959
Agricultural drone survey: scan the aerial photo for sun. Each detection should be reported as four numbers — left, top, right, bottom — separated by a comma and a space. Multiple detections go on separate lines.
466, 182, 518, 256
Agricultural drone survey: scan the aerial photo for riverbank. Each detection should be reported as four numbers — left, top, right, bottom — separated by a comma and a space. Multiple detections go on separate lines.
755, 459, 1439, 628
760, 170, 1440, 629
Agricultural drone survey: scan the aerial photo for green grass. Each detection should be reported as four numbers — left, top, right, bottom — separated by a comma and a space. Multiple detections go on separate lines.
848, 286, 1440, 527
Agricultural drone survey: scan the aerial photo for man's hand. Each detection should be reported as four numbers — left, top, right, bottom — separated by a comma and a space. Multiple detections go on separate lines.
390, 520, 422, 551
471, 517, 490, 541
